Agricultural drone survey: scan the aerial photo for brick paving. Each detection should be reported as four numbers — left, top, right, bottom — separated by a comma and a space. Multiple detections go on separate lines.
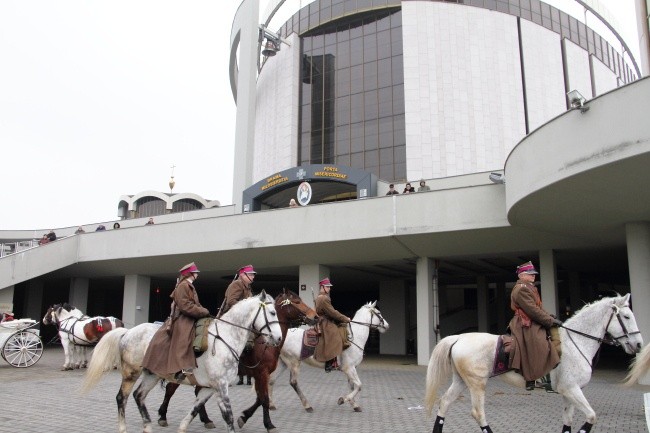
0, 347, 648, 432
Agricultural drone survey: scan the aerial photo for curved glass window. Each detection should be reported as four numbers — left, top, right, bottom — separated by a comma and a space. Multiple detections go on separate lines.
299, 8, 406, 181
172, 199, 202, 213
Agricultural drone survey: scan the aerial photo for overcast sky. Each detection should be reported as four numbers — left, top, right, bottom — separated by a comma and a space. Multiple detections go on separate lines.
0, 1, 641, 230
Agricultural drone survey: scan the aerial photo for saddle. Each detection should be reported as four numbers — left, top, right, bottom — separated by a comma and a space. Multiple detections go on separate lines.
192, 317, 211, 353
300, 328, 320, 360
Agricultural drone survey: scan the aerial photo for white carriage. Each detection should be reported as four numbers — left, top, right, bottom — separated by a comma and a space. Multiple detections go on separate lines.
0, 318, 44, 367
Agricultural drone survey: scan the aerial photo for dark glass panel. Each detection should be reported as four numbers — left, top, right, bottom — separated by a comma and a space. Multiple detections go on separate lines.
393, 83, 405, 114
350, 22, 363, 39
337, 41, 350, 69
332, 2, 345, 18
380, 147, 394, 166
391, 28, 403, 56
377, 12, 391, 31
350, 152, 364, 169
377, 30, 391, 59
394, 144, 406, 163
321, 7, 332, 24
378, 58, 392, 88
311, 132, 323, 163
365, 149, 379, 167
350, 93, 364, 123
350, 64, 364, 94
325, 31, 337, 47
379, 164, 393, 181
323, 127, 335, 163
337, 26, 350, 42
364, 61, 378, 92
497, 0, 509, 14
391, 55, 404, 83
350, 37, 364, 66
313, 34, 325, 50
365, 119, 378, 151
336, 124, 350, 155
364, 89, 379, 120
484, 0, 497, 10
351, 122, 364, 153
364, 34, 378, 62
378, 116, 393, 148
336, 68, 351, 98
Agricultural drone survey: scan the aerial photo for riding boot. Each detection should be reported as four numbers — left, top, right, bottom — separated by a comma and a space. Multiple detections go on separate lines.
325, 359, 333, 373
525, 380, 535, 391
237, 375, 244, 385
246, 377, 252, 385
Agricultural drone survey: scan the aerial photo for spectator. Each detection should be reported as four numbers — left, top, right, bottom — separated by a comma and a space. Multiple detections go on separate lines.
75, 226, 85, 234
47, 230, 57, 242
417, 180, 431, 192
145, 218, 155, 225
403, 183, 415, 194
289, 198, 298, 208
113, 222, 121, 229
386, 184, 399, 195
38, 234, 50, 246
95, 225, 106, 231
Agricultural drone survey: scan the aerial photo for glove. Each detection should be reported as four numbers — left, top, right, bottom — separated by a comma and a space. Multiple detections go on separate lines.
552, 318, 563, 327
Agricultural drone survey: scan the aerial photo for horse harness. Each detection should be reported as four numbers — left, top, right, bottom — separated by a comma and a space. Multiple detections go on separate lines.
206, 301, 280, 363
347, 307, 387, 353
560, 304, 641, 369
51, 311, 98, 346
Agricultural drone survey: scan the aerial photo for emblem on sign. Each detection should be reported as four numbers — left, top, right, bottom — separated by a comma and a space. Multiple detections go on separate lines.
297, 182, 312, 206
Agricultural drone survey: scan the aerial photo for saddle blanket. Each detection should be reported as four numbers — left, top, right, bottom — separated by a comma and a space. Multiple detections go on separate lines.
491, 334, 513, 377
300, 328, 320, 360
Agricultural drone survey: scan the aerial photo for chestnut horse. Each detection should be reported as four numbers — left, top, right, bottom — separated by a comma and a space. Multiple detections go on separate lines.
157, 289, 318, 433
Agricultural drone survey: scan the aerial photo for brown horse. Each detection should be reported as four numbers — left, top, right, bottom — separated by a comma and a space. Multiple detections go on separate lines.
157, 289, 318, 432
82, 316, 125, 341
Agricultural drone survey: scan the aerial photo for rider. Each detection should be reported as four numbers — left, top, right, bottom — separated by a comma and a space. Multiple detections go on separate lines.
142, 262, 210, 379
218, 265, 256, 317
508, 261, 561, 390
313, 278, 351, 372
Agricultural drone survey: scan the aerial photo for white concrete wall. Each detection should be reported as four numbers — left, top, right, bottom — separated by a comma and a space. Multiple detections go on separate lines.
592, 56, 619, 95
253, 33, 301, 184
402, 2, 525, 181
565, 39, 593, 99
520, 20, 566, 132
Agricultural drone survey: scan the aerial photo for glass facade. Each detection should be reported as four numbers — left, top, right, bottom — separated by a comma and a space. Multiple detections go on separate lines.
298, 8, 406, 181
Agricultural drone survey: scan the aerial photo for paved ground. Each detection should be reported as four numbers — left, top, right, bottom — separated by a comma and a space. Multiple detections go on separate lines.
0, 346, 648, 433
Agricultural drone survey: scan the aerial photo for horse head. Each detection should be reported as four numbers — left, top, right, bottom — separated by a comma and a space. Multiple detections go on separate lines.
249, 290, 283, 347
604, 293, 643, 354
358, 301, 389, 334
42, 306, 55, 325
276, 288, 318, 326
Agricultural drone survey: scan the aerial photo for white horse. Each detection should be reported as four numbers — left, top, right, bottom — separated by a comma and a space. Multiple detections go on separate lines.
624, 341, 650, 386
42, 303, 124, 370
425, 294, 643, 433
269, 301, 389, 412
82, 291, 283, 433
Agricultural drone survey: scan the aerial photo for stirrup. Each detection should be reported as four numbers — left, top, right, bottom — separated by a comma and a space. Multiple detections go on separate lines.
525, 380, 535, 391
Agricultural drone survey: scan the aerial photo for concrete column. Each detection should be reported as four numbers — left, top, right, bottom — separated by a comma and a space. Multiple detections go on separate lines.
232, 0, 260, 212
25, 280, 44, 321
477, 275, 489, 332
122, 275, 151, 328
539, 249, 559, 316
496, 281, 506, 331
416, 257, 434, 366
379, 280, 406, 355
626, 222, 650, 384
69, 277, 89, 312
0, 285, 15, 311
299, 264, 329, 309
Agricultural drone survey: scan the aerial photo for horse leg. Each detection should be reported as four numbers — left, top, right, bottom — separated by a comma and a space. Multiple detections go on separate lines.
288, 360, 313, 412
465, 376, 491, 432
60, 339, 71, 370
116, 375, 139, 433
200, 381, 235, 433
132, 372, 161, 433
258, 371, 277, 433
194, 386, 215, 429
80, 346, 88, 368
179, 386, 216, 433
157, 381, 179, 427
433, 373, 466, 433
338, 364, 363, 412
560, 385, 596, 433
237, 397, 261, 429
268, 357, 288, 411
561, 394, 575, 433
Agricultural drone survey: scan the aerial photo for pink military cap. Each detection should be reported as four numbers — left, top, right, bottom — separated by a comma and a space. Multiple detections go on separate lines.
238, 265, 256, 275
516, 261, 538, 275
179, 262, 200, 276
319, 278, 333, 287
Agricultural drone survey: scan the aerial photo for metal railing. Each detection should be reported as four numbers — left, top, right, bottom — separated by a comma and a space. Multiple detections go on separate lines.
0, 240, 40, 257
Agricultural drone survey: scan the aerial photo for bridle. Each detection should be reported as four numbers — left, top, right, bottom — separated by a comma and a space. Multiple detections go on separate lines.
277, 297, 317, 326
348, 306, 387, 352
208, 300, 280, 360
560, 304, 640, 369
43, 305, 96, 345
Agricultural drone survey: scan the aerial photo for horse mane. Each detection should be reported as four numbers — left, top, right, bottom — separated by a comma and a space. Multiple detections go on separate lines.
563, 294, 627, 329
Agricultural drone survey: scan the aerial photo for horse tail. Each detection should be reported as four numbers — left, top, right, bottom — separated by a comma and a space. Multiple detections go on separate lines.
623, 343, 650, 386
425, 335, 460, 416
81, 327, 128, 393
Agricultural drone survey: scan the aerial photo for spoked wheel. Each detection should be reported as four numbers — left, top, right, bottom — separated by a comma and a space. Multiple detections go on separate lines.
2, 330, 44, 367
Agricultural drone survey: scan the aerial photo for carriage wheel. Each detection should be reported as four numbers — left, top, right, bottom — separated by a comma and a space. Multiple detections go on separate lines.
2, 330, 44, 367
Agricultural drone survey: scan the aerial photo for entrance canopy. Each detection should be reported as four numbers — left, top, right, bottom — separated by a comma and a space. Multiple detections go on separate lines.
242, 164, 377, 212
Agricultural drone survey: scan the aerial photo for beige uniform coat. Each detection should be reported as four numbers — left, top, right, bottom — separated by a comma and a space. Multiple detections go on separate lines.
219, 278, 252, 317
142, 278, 210, 376
313, 293, 350, 362
508, 280, 560, 381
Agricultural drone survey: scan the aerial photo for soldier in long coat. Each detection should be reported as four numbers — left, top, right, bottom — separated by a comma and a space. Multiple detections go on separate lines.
313, 278, 350, 372
508, 261, 561, 390
142, 262, 210, 378
218, 265, 256, 317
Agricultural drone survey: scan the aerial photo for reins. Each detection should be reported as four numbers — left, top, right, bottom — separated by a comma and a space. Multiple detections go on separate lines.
347, 308, 387, 353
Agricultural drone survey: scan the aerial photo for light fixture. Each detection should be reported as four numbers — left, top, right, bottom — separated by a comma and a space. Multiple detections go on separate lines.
259, 25, 289, 58
262, 39, 279, 57
489, 172, 505, 184
567, 90, 590, 113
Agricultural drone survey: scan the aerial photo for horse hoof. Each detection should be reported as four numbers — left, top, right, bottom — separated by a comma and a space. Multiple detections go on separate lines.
237, 417, 246, 429
158, 420, 168, 427
269, 404, 276, 411
204, 422, 215, 429
337, 397, 345, 405
267, 428, 278, 433
353, 407, 362, 412
305, 407, 313, 413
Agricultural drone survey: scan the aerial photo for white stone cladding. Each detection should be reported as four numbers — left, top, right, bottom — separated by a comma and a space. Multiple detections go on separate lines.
253, 33, 301, 184
565, 39, 593, 100
402, 2, 525, 180
592, 56, 618, 95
